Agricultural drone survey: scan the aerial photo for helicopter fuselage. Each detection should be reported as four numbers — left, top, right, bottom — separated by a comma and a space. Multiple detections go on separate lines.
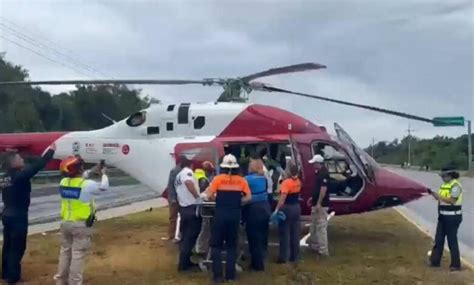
0, 102, 427, 216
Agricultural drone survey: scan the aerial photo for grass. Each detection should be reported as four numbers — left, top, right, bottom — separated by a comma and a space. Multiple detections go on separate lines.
17, 208, 474, 285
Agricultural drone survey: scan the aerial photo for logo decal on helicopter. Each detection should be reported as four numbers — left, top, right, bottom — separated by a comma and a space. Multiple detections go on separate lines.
122, 144, 130, 155
103, 143, 120, 155
72, 142, 80, 154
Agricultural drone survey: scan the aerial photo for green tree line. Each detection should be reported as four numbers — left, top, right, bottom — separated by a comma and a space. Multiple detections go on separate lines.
0, 58, 150, 133
366, 135, 472, 170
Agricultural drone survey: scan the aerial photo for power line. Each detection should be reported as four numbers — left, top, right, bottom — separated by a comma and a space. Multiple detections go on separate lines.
0, 17, 111, 78
0, 23, 106, 78
0, 35, 92, 78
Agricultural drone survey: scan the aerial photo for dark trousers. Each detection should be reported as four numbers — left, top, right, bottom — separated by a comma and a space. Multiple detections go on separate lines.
243, 202, 270, 271
430, 215, 462, 268
2, 215, 28, 283
278, 204, 301, 262
210, 211, 240, 281
178, 205, 202, 270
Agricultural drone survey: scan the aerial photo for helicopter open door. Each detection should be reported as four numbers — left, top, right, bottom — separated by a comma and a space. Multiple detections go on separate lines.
174, 143, 221, 170
334, 123, 375, 183
288, 127, 305, 180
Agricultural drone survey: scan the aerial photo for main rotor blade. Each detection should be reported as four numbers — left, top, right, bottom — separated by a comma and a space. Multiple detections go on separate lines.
242, 62, 326, 82
0, 79, 208, 86
261, 85, 434, 123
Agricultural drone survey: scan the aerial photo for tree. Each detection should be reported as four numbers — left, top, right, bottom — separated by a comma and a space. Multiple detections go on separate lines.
0, 58, 151, 133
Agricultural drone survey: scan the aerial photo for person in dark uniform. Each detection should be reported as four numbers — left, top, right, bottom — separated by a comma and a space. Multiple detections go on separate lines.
274, 163, 301, 264
205, 154, 251, 283
307, 154, 330, 256
428, 166, 463, 271
0, 144, 56, 284
243, 160, 270, 271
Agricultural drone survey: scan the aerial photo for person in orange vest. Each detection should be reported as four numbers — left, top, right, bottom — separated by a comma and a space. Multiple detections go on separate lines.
274, 163, 301, 264
204, 154, 251, 283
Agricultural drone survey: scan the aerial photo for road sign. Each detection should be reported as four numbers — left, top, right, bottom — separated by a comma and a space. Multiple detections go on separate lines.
432, 116, 465, 127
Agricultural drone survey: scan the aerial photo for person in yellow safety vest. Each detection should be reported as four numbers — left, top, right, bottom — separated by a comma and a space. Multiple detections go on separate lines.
54, 156, 109, 285
428, 166, 463, 271
194, 161, 215, 255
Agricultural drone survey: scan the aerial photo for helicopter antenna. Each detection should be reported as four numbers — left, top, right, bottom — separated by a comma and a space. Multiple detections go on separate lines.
101, 113, 116, 124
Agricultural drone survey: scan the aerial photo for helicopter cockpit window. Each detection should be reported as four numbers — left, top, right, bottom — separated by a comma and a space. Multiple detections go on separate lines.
126, 111, 146, 127
312, 141, 364, 199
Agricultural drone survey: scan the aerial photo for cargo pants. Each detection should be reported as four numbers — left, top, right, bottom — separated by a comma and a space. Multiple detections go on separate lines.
308, 206, 329, 256
54, 221, 93, 285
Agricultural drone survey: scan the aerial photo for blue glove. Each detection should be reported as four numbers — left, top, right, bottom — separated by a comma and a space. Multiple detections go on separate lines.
270, 210, 286, 225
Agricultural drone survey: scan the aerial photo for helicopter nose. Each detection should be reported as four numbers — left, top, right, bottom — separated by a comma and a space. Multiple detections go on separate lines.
375, 168, 428, 203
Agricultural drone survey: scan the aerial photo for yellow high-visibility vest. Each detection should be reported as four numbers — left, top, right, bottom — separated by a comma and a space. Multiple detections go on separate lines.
438, 179, 463, 206
194, 168, 208, 182
59, 177, 94, 222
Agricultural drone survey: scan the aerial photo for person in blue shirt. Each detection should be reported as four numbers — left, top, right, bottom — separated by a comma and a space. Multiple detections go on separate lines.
243, 160, 270, 271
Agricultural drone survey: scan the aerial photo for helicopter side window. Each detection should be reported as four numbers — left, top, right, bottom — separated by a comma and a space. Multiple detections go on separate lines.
178, 103, 190, 124
126, 111, 146, 127
193, 116, 205, 130
147, 126, 160, 135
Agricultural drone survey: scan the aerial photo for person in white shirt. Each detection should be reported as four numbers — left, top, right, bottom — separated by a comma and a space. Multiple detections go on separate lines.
174, 157, 202, 272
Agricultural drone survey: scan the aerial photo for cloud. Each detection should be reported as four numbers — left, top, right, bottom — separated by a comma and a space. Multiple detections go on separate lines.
0, 0, 472, 146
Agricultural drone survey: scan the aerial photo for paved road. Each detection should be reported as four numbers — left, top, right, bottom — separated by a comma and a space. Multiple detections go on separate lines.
0, 184, 160, 227
392, 168, 474, 264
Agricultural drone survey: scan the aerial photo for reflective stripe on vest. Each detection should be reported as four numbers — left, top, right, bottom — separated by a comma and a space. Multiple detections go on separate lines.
60, 177, 93, 222
438, 179, 462, 213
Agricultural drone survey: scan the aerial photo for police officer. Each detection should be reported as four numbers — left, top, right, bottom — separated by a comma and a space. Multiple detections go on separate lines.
428, 166, 463, 271
205, 154, 251, 283
1, 143, 55, 284
175, 157, 202, 272
274, 163, 301, 264
194, 161, 215, 255
54, 156, 108, 285
243, 160, 270, 271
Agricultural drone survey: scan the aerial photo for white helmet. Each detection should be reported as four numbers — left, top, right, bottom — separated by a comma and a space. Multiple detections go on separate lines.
308, 154, 325, 164
220, 154, 239, 169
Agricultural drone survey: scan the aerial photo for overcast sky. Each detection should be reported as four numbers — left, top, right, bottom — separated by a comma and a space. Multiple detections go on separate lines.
0, 0, 472, 147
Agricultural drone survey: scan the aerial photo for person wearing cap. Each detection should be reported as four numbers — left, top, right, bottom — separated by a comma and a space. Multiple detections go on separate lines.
243, 160, 270, 271
174, 157, 202, 272
274, 163, 301, 263
428, 166, 463, 271
194, 161, 215, 255
54, 156, 109, 285
204, 154, 251, 283
1, 143, 56, 284
307, 154, 330, 256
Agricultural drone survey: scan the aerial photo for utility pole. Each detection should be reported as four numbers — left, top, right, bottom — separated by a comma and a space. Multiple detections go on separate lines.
406, 124, 416, 167
468, 120, 472, 171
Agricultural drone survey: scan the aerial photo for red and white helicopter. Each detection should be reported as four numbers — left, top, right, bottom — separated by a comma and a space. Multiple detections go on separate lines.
0, 63, 432, 216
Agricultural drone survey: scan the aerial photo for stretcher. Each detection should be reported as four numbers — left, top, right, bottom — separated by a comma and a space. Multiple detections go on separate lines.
197, 201, 244, 273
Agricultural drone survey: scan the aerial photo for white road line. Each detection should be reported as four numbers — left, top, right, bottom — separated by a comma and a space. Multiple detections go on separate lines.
395, 207, 474, 270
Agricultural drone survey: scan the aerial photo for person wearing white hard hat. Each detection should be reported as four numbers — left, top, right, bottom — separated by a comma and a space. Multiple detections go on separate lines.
204, 154, 251, 283
307, 154, 330, 256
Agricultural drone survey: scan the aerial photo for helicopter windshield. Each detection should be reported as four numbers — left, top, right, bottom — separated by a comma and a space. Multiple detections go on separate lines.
333, 123, 378, 182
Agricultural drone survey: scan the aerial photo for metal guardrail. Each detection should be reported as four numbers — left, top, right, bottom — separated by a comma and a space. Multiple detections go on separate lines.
0, 168, 122, 178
